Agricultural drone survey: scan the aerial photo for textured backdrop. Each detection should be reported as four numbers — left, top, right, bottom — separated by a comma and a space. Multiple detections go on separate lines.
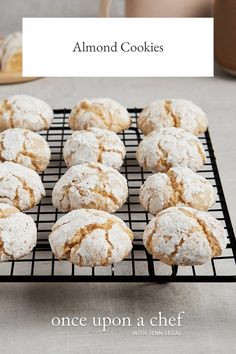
0, 0, 124, 34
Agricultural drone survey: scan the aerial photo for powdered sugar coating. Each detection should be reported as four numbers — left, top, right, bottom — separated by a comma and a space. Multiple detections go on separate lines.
1, 32, 22, 73
0, 95, 53, 132
0, 161, 45, 211
0, 128, 51, 172
136, 127, 206, 173
140, 166, 215, 215
63, 127, 126, 170
138, 99, 208, 136
52, 162, 128, 213
49, 209, 133, 267
68, 98, 131, 133
143, 206, 227, 266
0, 203, 37, 262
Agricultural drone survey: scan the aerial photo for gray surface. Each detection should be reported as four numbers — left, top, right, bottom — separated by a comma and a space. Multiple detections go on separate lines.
0, 72, 236, 354
0, 0, 124, 34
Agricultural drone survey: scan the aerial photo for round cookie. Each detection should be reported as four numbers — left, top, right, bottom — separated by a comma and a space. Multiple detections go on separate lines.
49, 209, 133, 267
52, 162, 128, 213
138, 99, 208, 136
140, 166, 215, 215
143, 206, 227, 266
0, 161, 45, 211
63, 127, 126, 170
136, 127, 206, 173
0, 95, 53, 132
68, 98, 131, 133
0, 203, 37, 262
0, 128, 51, 172
1, 32, 22, 73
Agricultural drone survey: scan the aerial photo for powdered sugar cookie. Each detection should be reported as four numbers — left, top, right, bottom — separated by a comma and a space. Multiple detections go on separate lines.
136, 127, 206, 173
68, 98, 131, 133
138, 99, 208, 136
140, 166, 215, 215
52, 162, 128, 213
0, 203, 37, 262
63, 127, 126, 170
0, 95, 53, 132
143, 206, 227, 266
1, 32, 22, 73
0, 128, 51, 172
49, 208, 133, 267
0, 161, 45, 211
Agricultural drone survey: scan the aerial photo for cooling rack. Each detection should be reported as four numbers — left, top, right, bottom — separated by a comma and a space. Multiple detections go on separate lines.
0, 108, 235, 282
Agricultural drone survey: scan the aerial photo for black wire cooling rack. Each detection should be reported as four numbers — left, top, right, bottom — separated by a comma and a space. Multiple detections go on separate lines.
0, 108, 236, 282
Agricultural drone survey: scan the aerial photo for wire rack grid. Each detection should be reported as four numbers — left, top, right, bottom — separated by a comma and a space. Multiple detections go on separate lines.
0, 108, 235, 282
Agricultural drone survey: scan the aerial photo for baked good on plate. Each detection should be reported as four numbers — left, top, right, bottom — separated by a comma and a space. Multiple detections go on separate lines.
143, 206, 227, 266
0, 128, 51, 172
1, 32, 22, 73
68, 98, 131, 133
0, 161, 45, 211
49, 208, 133, 267
63, 127, 126, 170
0, 95, 53, 132
0, 203, 37, 262
137, 99, 208, 136
140, 166, 215, 215
52, 162, 128, 213
136, 127, 206, 173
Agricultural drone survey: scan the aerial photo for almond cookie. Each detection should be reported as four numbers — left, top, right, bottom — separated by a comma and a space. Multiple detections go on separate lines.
138, 99, 208, 136
143, 206, 227, 266
0, 162, 45, 211
140, 166, 215, 215
1, 32, 22, 73
136, 127, 206, 173
63, 127, 126, 170
0, 95, 54, 132
68, 98, 131, 133
0, 203, 37, 262
49, 209, 133, 267
0, 128, 51, 172
52, 162, 128, 213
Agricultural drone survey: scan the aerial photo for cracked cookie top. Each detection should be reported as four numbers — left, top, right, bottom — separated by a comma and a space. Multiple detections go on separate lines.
140, 166, 215, 215
1, 32, 22, 73
143, 206, 227, 266
49, 208, 133, 267
0, 128, 51, 172
138, 99, 208, 136
136, 127, 206, 173
52, 162, 128, 213
0, 161, 45, 211
63, 127, 126, 170
0, 95, 53, 132
68, 98, 131, 133
0, 203, 37, 262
